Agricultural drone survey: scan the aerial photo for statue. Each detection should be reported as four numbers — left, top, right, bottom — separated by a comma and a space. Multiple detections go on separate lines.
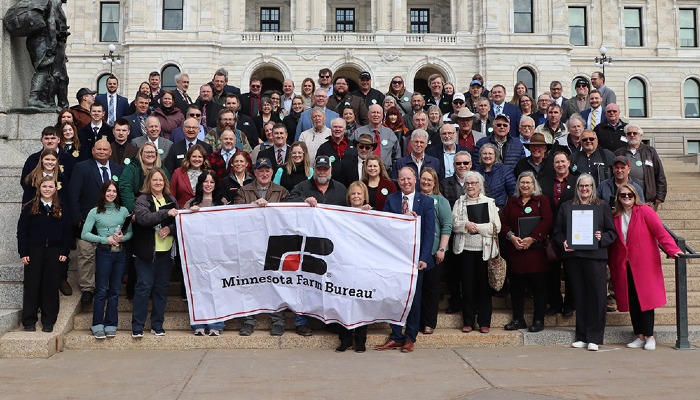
4, 0, 70, 110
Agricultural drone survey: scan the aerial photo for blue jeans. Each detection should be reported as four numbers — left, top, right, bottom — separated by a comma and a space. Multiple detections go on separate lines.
132, 252, 172, 331
192, 322, 225, 331
92, 249, 126, 328
294, 314, 309, 326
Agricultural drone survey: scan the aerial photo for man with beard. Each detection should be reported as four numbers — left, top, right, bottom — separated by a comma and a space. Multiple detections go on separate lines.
224, 94, 258, 146
563, 78, 590, 122
204, 108, 252, 152
426, 123, 468, 181
326, 76, 368, 125
580, 90, 606, 130
352, 71, 385, 109
535, 103, 568, 143
595, 103, 627, 152
569, 130, 615, 186
614, 124, 667, 209
403, 92, 426, 131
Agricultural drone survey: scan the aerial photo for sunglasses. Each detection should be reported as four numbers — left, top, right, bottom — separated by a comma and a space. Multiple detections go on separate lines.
453, 100, 465, 105
357, 144, 374, 150
618, 192, 635, 199
391, 81, 403, 85
189, 113, 201, 117
495, 123, 508, 127
320, 75, 331, 79
455, 161, 471, 166
581, 137, 596, 142
626, 131, 640, 136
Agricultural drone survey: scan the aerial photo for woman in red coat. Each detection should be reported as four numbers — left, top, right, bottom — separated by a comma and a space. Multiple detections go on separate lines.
609, 183, 682, 350
500, 171, 553, 333
170, 145, 210, 208
361, 154, 396, 211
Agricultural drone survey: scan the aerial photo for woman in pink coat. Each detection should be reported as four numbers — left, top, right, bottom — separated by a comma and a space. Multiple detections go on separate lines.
609, 183, 683, 350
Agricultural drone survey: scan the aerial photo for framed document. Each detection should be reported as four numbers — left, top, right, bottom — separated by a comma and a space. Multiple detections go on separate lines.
566, 205, 599, 250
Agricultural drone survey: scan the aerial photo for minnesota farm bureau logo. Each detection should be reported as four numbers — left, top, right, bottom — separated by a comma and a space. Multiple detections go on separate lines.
264, 235, 334, 275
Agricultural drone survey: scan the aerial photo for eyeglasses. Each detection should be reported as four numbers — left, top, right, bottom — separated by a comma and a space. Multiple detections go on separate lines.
618, 192, 635, 199
626, 131, 640, 136
578, 184, 593, 188
455, 161, 471, 166
184, 126, 199, 130
581, 137, 596, 142
520, 126, 533, 130
465, 181, 479, 186
495, 123, 508, 127
391, 81, 403, 85
142, 151, 157, 156
189, 113, 201, 117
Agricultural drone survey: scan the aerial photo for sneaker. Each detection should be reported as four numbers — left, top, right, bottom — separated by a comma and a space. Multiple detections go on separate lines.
627, 338, 646, 349
571, 341, 588, 348
132, 330, 144, 338
644, 337, 656, 350
193, 328, 205, 336
59, 280, 73, 296
105, 330, 116, 338
151, 328, 166, 336
270, 324, 285, 336
587, 343, 599, 351
239, 324, 254, 336
295, 324, 313, 336
208, 329, 220, 337
93, 330, 106, 340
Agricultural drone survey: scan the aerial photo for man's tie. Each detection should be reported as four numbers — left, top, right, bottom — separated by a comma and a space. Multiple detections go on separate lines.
45, 203, 51, 213
93, 126, 99, 139
187, 142, 193, 150
277, 148, 283, 165
402, 196, 409, 215
139, 116, 147, 135
100, 166, 109, 183
495, 105, 502, 115
108, 95, 115, 126
373, 129, 382, 157
591, 109, 597, 130
185, 93, 192, 103
223, 151, 231, 168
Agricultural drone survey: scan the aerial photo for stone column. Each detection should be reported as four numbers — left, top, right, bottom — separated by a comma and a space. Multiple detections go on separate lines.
310, 0, 326, 32
294, 0, 309, 32
391, 0, 405, 32
375, 0, 390, 33
229, 0, 246, 31
452, 0, 469, 33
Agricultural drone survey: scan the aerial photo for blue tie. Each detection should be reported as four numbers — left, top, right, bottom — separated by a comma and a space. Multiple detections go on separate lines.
101, 166, 109, 183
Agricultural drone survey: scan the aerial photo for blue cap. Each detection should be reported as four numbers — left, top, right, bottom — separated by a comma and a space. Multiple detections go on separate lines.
254, 157, 273, 169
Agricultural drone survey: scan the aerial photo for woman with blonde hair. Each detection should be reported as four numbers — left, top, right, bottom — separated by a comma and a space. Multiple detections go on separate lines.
273, 141, 314, 191
300, 78, 316, 109
21, 149, 66, 205
119, 142, 170, 212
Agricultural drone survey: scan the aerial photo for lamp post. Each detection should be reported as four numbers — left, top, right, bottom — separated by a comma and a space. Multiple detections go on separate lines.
102, 44, 122, 74
594, 46, 612, 75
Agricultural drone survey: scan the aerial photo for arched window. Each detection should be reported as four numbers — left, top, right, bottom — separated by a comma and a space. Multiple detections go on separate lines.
96, 74, 111, 95
517, 67, 536, 98
684, 78, 700, 118
161, 64, 181, 91
628, 78, 647, 117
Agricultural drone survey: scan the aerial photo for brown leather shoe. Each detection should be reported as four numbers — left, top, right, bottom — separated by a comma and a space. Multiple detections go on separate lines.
59, 280, 72, 296
480, 326, 490, 334
374, 338, 404, 351
423, 327, 434, 334
401, 339, 415, 353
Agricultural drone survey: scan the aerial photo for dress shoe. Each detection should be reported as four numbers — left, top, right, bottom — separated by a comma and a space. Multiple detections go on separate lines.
587, 343, 599, 351
80, 291, 93, 304
374, 338, 404, 351
627, 337, 646, 349
42, 324, 54, 333
562, 308, 575, 317
545, 306, 561, 316
422, 327, 434, 335
59, 280, 73, 296
644, 337, 656, 350
504, 319, 527, 331
239, 324, 254, 336
479, 327, 490, 334
571, 341, 588, 348
528, 320, 544, 332
335, 341, 353, 352
295, 324, 313, 337
401, 339, 415, 353
462, 326, 473, 333
354, 343, 366, 353
23, 325, 36, 332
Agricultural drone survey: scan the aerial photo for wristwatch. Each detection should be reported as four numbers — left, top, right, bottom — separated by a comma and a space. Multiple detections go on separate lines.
438, 248, 445, 252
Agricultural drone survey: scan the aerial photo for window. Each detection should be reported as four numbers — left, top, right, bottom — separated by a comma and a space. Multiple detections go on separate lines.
680, 9, 698, 47
624, 8, 642, 46
161, 65, 181, 92
410, 9, 429, 33
684, 79, 700, 118
163, 0, 183, 30
514, 0, 533, 33
261, 8, 280, 32
336, 8, 355, 32
100, 3, 119, 42
96, 74, 111, 95
628, 78, 647, 117
568, 7, 587, 46
688, 140, 700, 154
517, 67, 536, 98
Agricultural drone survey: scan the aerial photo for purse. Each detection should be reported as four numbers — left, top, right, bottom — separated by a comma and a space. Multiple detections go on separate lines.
487, 222, 507, 291
544, 237, 561, 262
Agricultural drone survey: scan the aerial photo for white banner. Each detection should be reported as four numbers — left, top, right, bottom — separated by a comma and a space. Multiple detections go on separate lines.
175, 203, 420, 328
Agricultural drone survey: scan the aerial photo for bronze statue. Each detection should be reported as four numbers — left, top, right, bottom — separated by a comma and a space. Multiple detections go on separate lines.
4, 0, 70, 110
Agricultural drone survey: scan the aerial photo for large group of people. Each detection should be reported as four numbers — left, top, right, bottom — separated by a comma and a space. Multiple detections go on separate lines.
17, 67, 681, 353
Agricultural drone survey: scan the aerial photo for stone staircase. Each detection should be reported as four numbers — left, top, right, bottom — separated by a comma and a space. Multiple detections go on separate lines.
2, 159, 700, 357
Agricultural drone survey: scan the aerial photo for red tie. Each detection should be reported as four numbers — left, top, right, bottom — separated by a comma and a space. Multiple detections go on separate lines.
373, 129, 382, 157
402, 196, 409, 214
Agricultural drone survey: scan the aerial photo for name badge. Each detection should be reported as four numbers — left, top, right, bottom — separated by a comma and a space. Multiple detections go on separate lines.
620, 136, 628, 143
644, 160, 654, 167
177, 154, 185, 159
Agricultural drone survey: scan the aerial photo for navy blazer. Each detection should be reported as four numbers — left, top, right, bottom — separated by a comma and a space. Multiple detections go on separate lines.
294, 108, 339, 140
163, 139, 214, 172
384, 191, 436, 268
392, 154, 444, 185
580, 108, 607, 130
68, 159, 124, 223
95, 93, 129, 121
488, 102, 522, 138
123, 112, 149, 141
77, 123, 115, 161
426, 143, 469, 181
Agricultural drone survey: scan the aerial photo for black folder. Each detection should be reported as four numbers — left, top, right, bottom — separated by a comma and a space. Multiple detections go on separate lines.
467, 203, 489, 224
518, 216, 541, 238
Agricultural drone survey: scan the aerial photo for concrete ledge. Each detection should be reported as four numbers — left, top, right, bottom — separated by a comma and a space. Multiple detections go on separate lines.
0, 308, 20, 335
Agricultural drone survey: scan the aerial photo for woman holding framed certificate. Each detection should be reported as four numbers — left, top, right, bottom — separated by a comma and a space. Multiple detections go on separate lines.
608, 184, 682, 350
552, 173, 617, 351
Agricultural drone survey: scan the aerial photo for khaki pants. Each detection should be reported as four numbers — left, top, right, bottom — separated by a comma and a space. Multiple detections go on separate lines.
76, 239, 97, 292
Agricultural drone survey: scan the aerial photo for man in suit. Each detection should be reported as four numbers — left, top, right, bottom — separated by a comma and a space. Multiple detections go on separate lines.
563, 78, 590, 122
488, 84, 522, 138
550, 80, 567, 108
77, 102, 114, 161
225, 94, 258, 146
591, 71, 617, 107
239, 76, 263, 117
258, 123, 290, 172
131, 116, 173, 160
170, 105, 206, 144
580, 90, 606, 130
95, 75, 129, 126
164, 117, 214, 172
208, 129, 251, 183
123, 92, 152, 140
375, 167, 435, 353
68, 139, 124, 304
109, 118, 138, 166
392, 129, 444, 184
351, 104, 400, 173
337, 133, 374, 187
195, 84, 223, 129
173, 72, 194, 115
426, 123, 469, 181
295, 89, 339, 140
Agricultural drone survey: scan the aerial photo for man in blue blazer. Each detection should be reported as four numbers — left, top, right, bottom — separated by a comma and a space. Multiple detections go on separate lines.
95, 75, 129, 126
488, 84, 522, 138
579, 90, 606, 130
68, 139, 124, 304
375, 167, 435, 353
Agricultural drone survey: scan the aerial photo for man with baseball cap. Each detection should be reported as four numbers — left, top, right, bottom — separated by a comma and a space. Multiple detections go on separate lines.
233, 156, 290, 337
473, 114, 525, 171
286, 154, 348, 336
465, 79, 484, 113
597, 156, 644, 207
563, 78, 590, 122
352, 71, 385, 108
71, 87, 97, 130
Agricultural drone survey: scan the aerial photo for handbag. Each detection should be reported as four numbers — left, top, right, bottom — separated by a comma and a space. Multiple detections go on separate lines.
544, 237, 561, 262
487, 222, 507, 291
